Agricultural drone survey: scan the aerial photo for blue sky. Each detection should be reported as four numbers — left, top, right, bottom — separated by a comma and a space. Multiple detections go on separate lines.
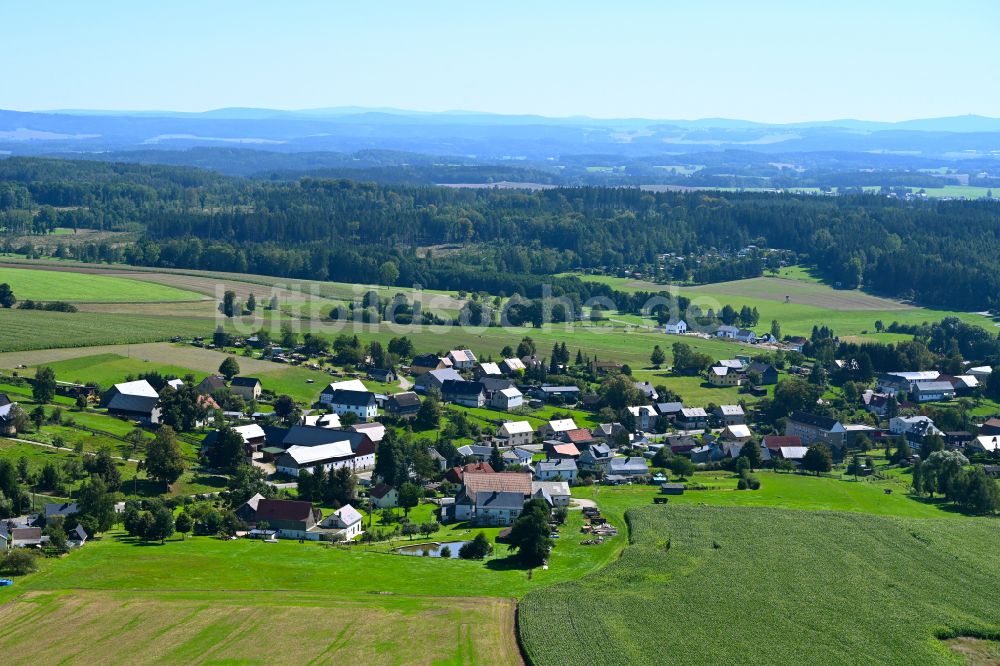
2, 0, 997, 122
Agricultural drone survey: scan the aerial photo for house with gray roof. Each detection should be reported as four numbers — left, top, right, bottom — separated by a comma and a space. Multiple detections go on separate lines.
535, 459, 578, 482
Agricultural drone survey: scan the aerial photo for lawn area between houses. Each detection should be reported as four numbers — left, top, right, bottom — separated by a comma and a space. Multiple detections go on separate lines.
518, 504, 1000, 665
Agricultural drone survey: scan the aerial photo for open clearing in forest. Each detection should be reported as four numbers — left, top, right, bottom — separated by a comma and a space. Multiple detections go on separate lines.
0, 589, 522, 666
519, 504, 1000, 666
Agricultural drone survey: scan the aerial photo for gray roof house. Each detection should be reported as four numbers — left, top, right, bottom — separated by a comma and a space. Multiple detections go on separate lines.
608, 457, 649, 476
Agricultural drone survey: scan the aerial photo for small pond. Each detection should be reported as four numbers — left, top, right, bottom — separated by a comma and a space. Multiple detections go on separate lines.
395, 541, 470, 558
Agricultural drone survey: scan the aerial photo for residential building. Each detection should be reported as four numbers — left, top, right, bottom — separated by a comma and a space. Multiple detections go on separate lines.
734, 329, 758, 344
663, 319, 687, 334
276, 442, 365, 477
348, 422, 386, 445
497, 421, 534, 447
560, 428, 595, 447
716, 325, 739, 339
447, 349, 478, 370
499, 357, 526, 375
251, 499, 323, 540
654, 402, 684, 421
441, 379, 486, 408
539, 418, 578, 438
369, 483, 398, 508
746, 362, 778, 385
102, 380, 161, 425
535, 459, 578, 482
413, 368, 463, 394
410, 354, 450, 376
589, 359, 623, 375
44, 502, 79, 520
368, 367, 397, 383
196, 375, 227, 395
578, 443, 614, 471
321, 389, 379, 421
235, 493, 266, 524
321, 504, 364, 540
607, 457, 649, 478
709, 366, 742, 387
490, 386, 523, 411
970, 435, 1000, 454
784, 411, 846, 449
531, 481, 571, 507
386, 391, 421, 418
452, 471, 532, 523
230, 377, 262, 401
475, 362, 502, 378
445, 462, 494, 484
721, 424, 752, 444
634, 382, 659, 402
677, 407, 708, 430
475, 491, 526, 526
889, 415, 942, 440
456, 444, 494, 462
715, 404, 746, 425
592, 422, 628, 442
762, 435, 803, 456
280, 426, 376, 468
627, 405, 658, 431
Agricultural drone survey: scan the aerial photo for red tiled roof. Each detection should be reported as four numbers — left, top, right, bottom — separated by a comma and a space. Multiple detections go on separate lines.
462, 471, 532, 500
763, 435, 802, 450
563, 428, 594, 444
551, 443, 581, 457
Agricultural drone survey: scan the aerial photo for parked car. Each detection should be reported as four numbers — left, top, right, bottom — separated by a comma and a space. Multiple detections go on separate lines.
0, 579, 14, 586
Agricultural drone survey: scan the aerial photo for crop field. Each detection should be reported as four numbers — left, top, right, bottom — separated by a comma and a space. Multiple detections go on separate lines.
0, 266, 204, 303
0, 589, 521, 666
519, 504, 1000, 665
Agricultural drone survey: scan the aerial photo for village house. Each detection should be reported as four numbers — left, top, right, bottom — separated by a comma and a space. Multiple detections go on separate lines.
560, 428, 594, 448
235, 493, 266, 523
348, 421, 385, 445
578, 443, 614, 471
539, 418, 579, 439
970, 435, 1000, 454
746, 362, 779, 385
607, 457, 650, 479
535, 458, 579, 482
677, 407, 708, 430
230, 377, 262, 401
654, 401, 684, 421
386, 391, 421, 418
532, 385, 582, 403
0, 400, 19, 436
531, 480, 571, 506
634, 382, 659, 401
321, 504, 364, 541
709, 366, 742, 387
475, 362, 502, 378
479, 376, 515, 399
452, 471, 533, 524
784, 411, 846, 449
445, 462, 494, 484
663, 319, 688, 334
369, 483, 398, 508
475, 491, 526, 526
762, 435, 803, 457
280, 426, 376, 468
441, 379, 486, 408
497, 421, 534, 448
720, 424, 752, 444
456, 444, 494, 461
300, 412, 342, 429
321, 389, 379, 421
446, 349, 478, 370
413, 368, 463, 394
368, 367, 397, 383
715, 404, 746, 425
276, 441, 367, 477
409, 353, 451, 376
715, 325, 740, 339
876, 371, 940, 396
102, 379, 161, 425
592, 422, 629, 442
490, 386, 523, 411
250, 499, 323, 540
589, 359, 624, 375
627, 405, 658, 431
196, 375, 227, 395
889, 415, 942, 443
499, 357, 526, 375
734, 329, 758, 344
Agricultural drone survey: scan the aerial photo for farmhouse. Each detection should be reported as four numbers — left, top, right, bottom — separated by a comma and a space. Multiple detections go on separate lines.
321, 504, 364, 540
368, 367, 397, 383
498, 421, 534, 447
746, 362, 779, 385
889, 415, 942, 439
276, 442, 362, 477
251, 499, 323, 540
441, 379, 486, 407
321, 389, 379, 421
10, 527, 45, 548
607, 457, 650, 478
457, 444, 494, 462
912, 381, 956, 403
654, 402, 684, 420
385, 391, 421, 418
578, 443, 614, 471
230, 377, 262, 401
475, 491, 526, 526
499, 357, 526, 375
452, 471, 533, 524
300, 413, 342, 429
475, 362, 502, 378
716, 325, 739, 339
663, 319, 688, 334
280, 426, 376, 468
721, 424, 752, 444
45, 502, 79, 520
445, 462, 494, 484
196, 375, 227, 394
971, 435, 1000, 453
103, 380, 161, 425
235, 493, 266, 523
784, 411, 846, 449
592, 422, 628, 442
709, 366, 742, 387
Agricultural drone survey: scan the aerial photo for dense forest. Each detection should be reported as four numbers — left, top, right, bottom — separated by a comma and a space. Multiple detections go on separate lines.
3, 157, 1000, 310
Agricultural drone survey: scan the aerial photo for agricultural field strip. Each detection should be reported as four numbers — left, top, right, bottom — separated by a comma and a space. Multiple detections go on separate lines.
0, 266, 205, 303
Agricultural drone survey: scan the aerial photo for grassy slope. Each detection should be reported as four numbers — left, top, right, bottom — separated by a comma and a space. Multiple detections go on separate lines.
0, 266, 203, 303
519, 504, 1000, 666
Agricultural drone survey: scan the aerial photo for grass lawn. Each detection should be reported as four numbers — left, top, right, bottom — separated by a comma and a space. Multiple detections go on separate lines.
0, 266, 204, 303
519, 504, 1000, 665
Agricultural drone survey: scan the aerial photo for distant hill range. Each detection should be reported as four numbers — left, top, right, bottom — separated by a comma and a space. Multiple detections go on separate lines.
2, 107, 999, 186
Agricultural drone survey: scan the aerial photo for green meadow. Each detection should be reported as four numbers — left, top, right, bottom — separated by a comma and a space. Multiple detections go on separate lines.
0, 266, 203, 303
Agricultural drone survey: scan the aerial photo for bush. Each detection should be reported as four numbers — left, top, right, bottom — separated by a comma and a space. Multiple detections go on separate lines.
1, 548, 40, 575
737, 478, 749, 490
459, 532, 493, 560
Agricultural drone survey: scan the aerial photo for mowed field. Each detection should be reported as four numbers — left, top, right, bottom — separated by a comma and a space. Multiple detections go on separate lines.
0, 589, 521, 666
519, 504, 1000, 665
0, 266, 204, 303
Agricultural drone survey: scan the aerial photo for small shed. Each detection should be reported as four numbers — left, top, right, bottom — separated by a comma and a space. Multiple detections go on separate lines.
660, 483, 686, 496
